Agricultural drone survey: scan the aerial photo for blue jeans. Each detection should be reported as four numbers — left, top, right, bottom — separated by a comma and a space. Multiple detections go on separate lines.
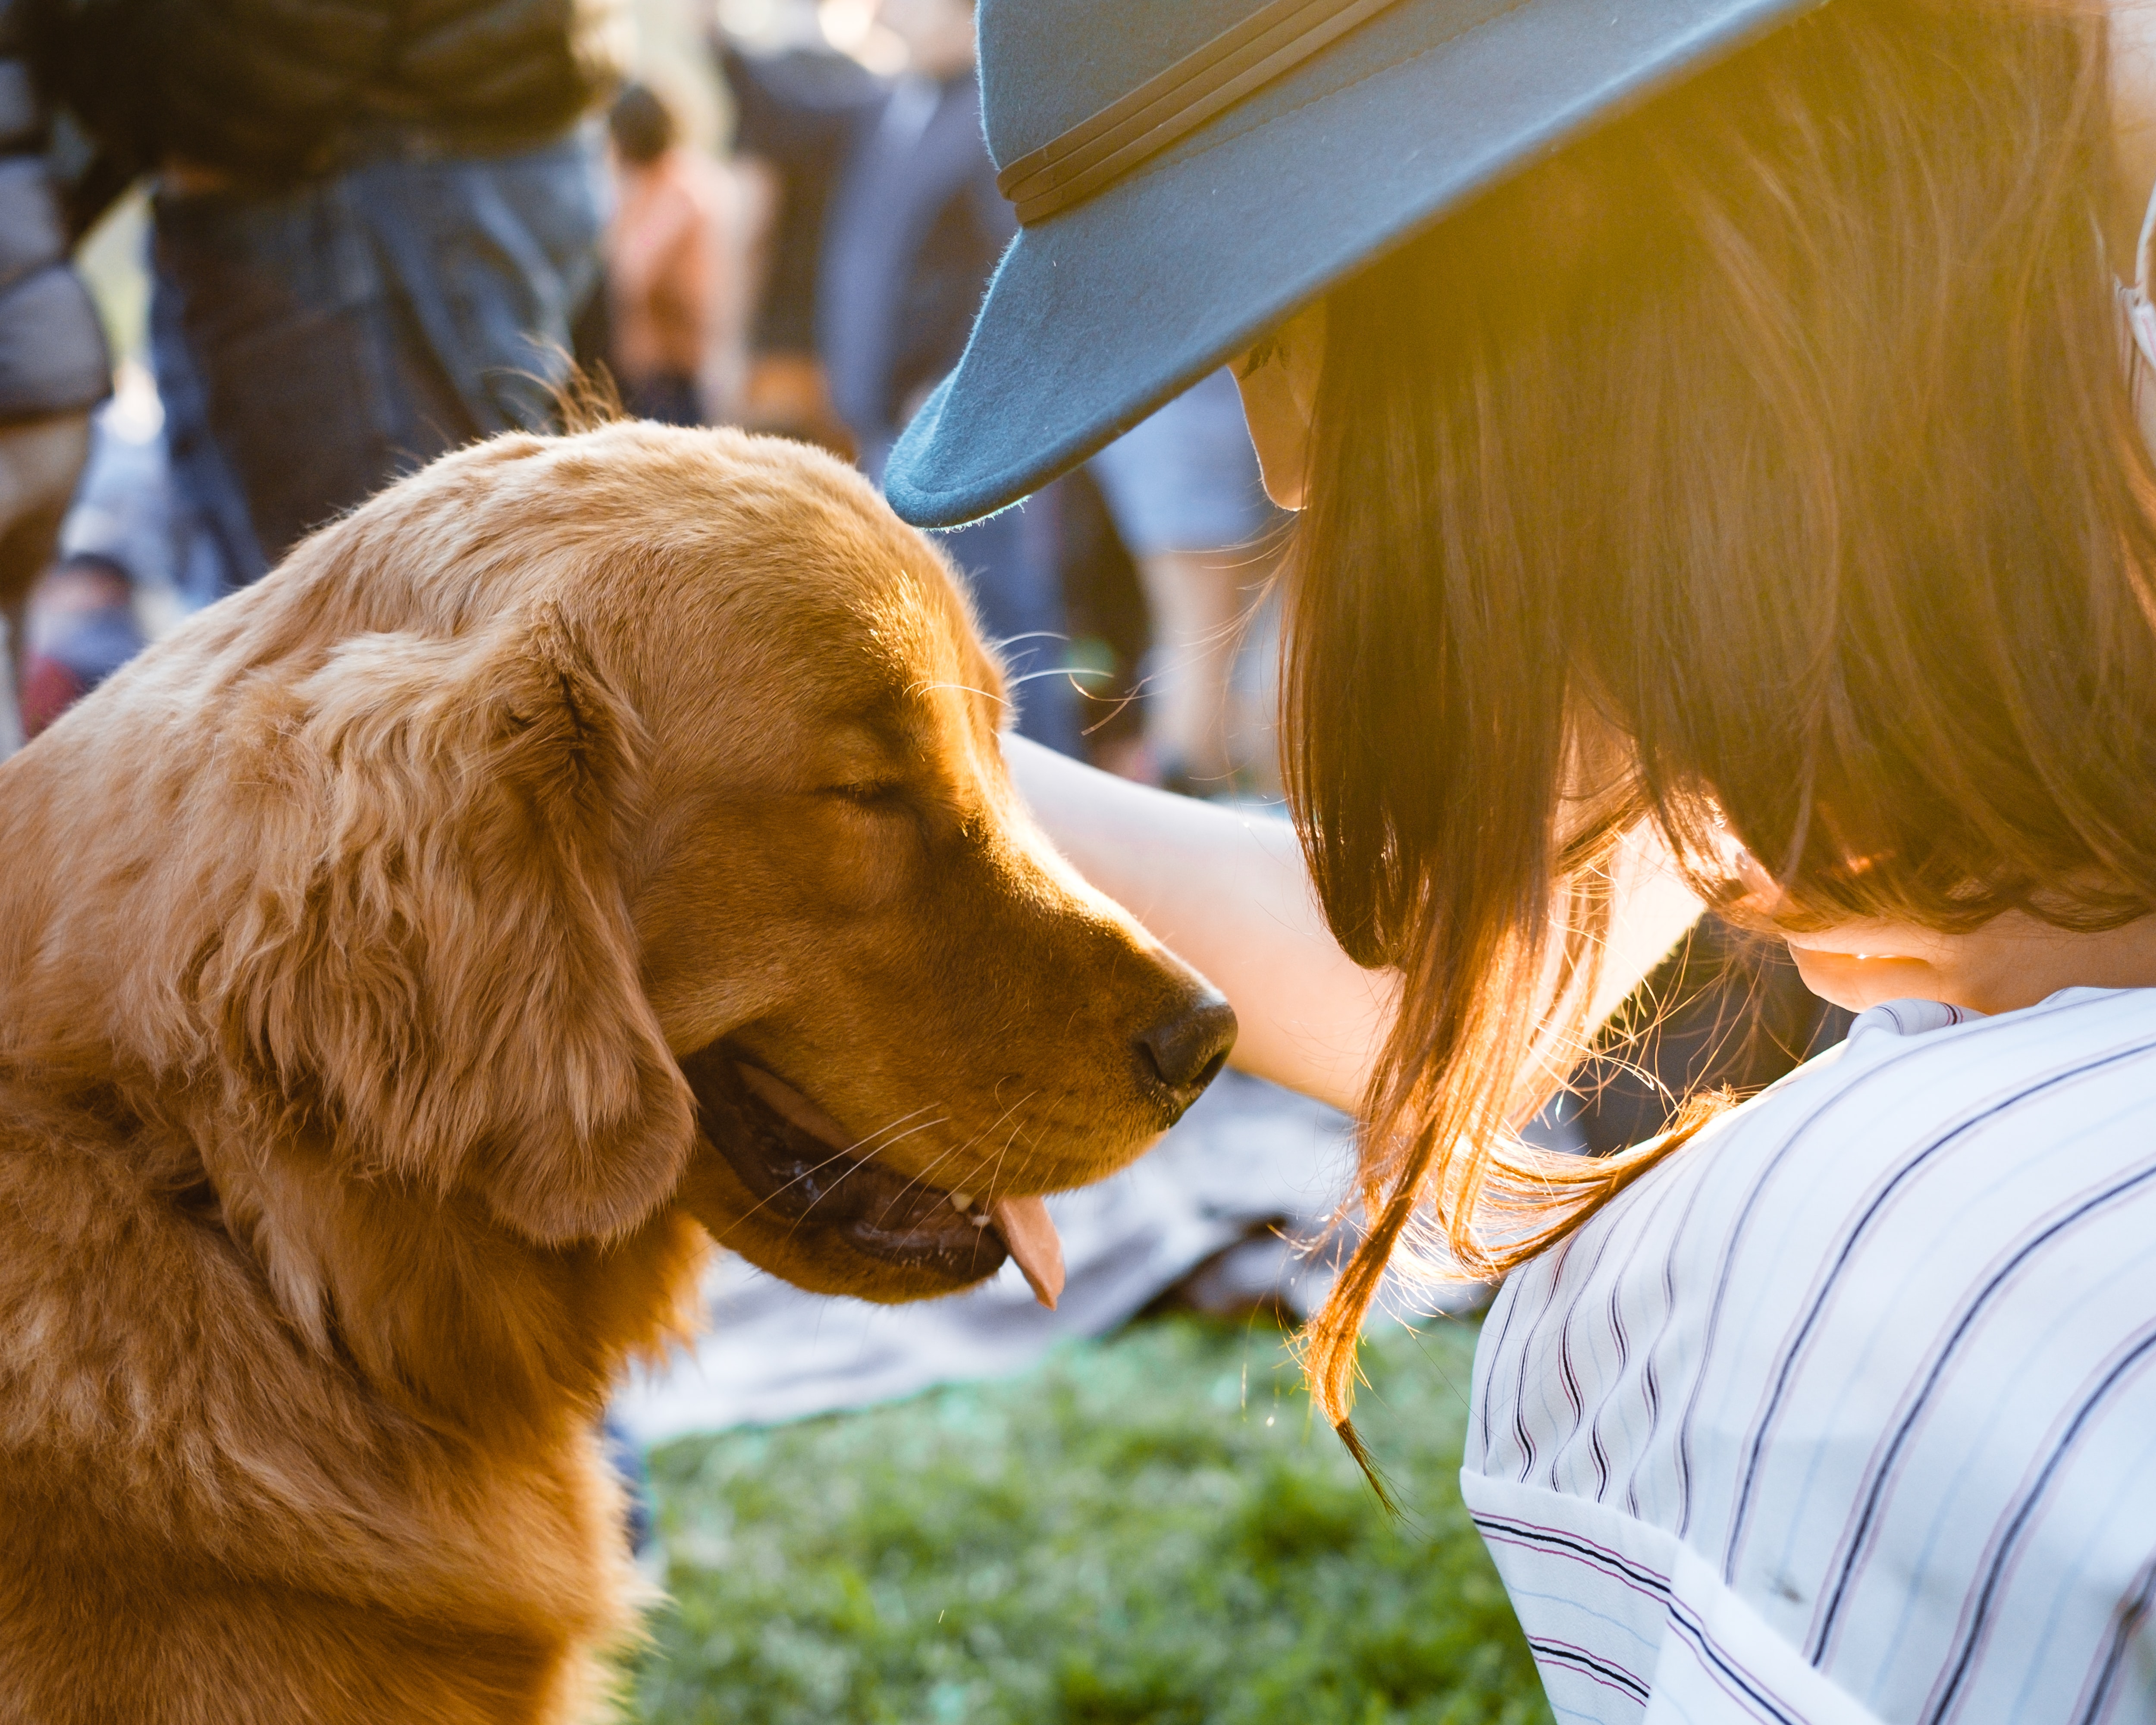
857, 430, 1077, 757
151, 127, 606, 589
932, 496, 1078, 756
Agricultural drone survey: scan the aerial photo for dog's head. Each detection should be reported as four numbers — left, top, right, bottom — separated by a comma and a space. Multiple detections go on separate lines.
37, 425, 1230, 1307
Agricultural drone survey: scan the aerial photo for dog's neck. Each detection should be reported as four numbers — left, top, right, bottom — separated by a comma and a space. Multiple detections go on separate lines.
186, 1110, 710, 1436
0, 1066, 713, 1443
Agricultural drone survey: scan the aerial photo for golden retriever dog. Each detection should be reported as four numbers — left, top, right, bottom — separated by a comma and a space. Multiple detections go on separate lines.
0, 423, 1234, 1724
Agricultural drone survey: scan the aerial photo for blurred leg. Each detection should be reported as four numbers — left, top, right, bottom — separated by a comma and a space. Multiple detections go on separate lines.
151, 175, 412, 568
352, 131, 605, 443
150, 128, 605, 575
0, 411, 92, 752
935, 498, 1079, 756
1087, 370, 1282, 791
1134, 547, 1267, 791
621, 370, 702, 426
149, 260, 268, 598
21, 554, 148, 738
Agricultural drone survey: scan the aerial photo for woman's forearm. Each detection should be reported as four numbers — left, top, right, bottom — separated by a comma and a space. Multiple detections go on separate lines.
1005, 736, 1395, 1112
1003, 737, 1706, 1118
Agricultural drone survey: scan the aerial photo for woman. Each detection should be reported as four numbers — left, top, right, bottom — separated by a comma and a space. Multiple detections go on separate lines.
886, 0, 2156, 1718
606, 84, 730, 427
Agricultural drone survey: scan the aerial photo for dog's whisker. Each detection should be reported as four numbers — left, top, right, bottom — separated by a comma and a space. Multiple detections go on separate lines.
720, 1095, 1013, 1239
719, 1107, 967, 1236
874, 1135, 983, 1213
982, 1128, 1019, 1224
877, 1164, 966, 1219
874, 1101, 1027, 1219
837, 1104, 940, 1160
725, 1130, 939, 1229
977, 1091, 1039, 1204
908, 679, 1010, 710
854, 1135, 974, 1211
934, 1089, 1035, 1185
831, 1116, 958, 1192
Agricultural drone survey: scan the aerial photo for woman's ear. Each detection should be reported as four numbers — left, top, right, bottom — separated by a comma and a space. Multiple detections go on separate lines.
227, 602, 694, 1246
1233, 299, 1326, 510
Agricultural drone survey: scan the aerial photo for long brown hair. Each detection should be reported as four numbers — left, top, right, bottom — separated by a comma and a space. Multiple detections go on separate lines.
1285, 0, 2156, 1445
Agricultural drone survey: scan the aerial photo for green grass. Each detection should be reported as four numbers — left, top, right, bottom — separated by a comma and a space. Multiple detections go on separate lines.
627, 1314, 1551, 1725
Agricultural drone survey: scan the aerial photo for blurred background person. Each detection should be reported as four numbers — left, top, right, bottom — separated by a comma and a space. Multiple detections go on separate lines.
1088, 370, 1284, 799
15, 364, 198, 739
719, 0, 1075, 751
821, 0, 1073, 751
604, 81, 737, 426
0, 0, 109, 750
34, 0, 628, 590
19, 551, 140, 736
717, 6, 881, 457
815, 0, 997, 479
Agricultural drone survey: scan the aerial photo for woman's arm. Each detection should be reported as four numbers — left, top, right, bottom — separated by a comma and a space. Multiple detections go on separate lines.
1006, 735, 1392, 1112
1004, 736, 1705, 1116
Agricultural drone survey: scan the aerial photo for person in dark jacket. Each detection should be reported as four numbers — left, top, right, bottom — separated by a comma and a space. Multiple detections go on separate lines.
0, 0, 106, 750
719, 34, 881, 457
725, 0, 1076, 752
32, 0, 623, 586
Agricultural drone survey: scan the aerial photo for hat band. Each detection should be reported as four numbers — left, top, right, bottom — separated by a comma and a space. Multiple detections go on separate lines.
995, 0, 1404, 226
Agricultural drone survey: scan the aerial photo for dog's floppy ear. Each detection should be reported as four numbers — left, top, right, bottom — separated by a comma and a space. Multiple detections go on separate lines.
227, 602, 693, 1245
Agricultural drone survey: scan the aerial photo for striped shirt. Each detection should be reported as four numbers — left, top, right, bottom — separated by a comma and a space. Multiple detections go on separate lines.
1463, 987, 2156, 1724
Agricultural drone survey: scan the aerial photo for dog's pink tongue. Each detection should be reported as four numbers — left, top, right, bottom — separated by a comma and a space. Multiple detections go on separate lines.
991, 1196, 1064, 1310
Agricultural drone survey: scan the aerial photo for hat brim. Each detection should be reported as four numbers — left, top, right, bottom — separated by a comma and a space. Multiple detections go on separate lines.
884, 0, 1821, 529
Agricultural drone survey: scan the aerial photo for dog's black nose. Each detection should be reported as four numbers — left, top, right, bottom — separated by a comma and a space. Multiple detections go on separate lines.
1137, 988, 1238, 1105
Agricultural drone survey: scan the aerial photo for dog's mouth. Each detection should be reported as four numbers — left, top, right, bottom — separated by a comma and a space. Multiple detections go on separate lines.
678, 1043, 1066, 1307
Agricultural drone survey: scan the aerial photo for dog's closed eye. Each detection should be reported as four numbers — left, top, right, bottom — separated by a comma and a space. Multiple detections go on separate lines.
822, 781, 908, 807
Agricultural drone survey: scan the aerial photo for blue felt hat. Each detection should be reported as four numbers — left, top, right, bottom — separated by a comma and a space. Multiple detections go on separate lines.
883, 0, 1824, 529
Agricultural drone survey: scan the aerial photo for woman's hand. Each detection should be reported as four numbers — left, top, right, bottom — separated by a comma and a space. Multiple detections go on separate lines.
1003, 735, 1394, 1113
1003, 736, 1706, 1118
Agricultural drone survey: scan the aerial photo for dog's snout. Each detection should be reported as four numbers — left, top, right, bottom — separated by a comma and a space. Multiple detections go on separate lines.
1136, 988, 1238, 1109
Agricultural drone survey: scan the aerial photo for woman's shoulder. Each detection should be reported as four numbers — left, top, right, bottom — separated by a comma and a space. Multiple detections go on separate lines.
1603, 984, 2156, 1277
1495, 985, 2156, 1361
1472, 985, 2156, 1480
1469, 987, 2156, 1719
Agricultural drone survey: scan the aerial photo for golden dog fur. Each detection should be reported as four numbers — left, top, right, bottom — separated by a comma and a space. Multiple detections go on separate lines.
0, 424, 1227, 1722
